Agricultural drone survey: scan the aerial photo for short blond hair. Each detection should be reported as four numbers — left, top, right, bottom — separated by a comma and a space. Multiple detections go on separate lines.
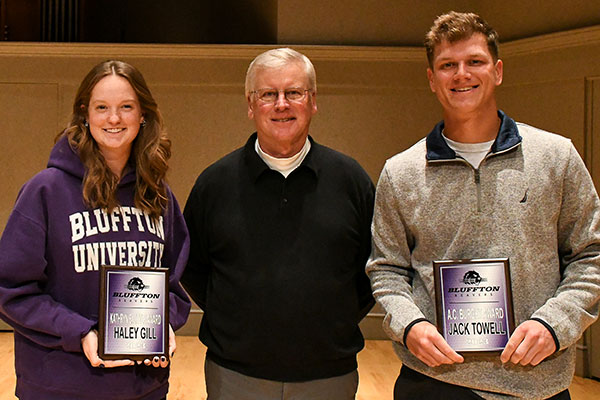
425, 11, 499, 68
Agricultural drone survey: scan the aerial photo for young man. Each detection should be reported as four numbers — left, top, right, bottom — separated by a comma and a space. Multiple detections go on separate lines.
367, 11, 600, 400
183, 48, 375, 399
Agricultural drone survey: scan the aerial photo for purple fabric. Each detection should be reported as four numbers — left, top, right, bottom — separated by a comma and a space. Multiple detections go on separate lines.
0, 136, 190, 399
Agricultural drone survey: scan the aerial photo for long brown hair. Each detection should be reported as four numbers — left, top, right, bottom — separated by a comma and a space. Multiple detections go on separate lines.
57, 60, 171, 219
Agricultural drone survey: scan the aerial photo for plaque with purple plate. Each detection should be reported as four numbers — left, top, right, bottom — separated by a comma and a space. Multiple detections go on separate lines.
99, 265, 169, 360
433, 258, 515, 353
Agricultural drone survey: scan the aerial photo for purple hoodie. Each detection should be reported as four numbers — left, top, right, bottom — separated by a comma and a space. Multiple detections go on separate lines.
0, 136, 191, 399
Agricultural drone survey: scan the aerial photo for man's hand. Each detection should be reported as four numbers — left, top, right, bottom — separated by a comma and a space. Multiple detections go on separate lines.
405, 321, 464, 367
500, 320, 556, 366
81, 329, 135, 368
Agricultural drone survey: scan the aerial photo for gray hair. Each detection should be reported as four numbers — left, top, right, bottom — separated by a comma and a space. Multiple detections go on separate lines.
245, 48, 317, 96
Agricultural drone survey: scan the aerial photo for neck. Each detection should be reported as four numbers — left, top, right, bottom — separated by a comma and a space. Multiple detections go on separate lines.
257, 135, 307, 158
102, 152, 130, 178
443, 109, 500, 143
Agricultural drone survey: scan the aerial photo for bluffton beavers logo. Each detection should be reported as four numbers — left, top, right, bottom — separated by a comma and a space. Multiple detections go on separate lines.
462, 270, 485, 285
112, 277, 160, 299
447, 270, 499, 293
127, 277, 146, 291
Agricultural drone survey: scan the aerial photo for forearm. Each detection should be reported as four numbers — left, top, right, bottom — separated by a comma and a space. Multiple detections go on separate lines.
367, 265, 427, 344
0, 293, 95, 352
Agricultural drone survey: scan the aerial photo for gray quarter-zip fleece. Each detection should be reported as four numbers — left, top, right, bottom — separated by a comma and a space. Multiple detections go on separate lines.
367, 111, 600, 399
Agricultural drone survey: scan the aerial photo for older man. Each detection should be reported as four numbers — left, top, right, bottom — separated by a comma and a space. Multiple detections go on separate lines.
367, 11, 600, 400
182, 48, 375, 399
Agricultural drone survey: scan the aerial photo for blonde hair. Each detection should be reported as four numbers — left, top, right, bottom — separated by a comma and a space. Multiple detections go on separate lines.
425, 11, 499, 68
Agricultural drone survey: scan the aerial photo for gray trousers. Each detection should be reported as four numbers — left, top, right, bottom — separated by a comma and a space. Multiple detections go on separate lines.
205, 358, 359, 400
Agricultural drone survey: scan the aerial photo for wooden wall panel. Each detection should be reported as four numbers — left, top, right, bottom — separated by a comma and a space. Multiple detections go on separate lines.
497, 79, 585, 154
586, 78, 600, 191
151, 85, 253, 199
311, 87, 439, 179
585, 77, 600, 379
1, 27, 600, 349
0, 83, 58, 231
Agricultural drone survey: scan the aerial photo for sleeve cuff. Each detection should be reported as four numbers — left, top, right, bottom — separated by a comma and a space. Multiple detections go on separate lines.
403, 318, 430, 346
61, 318, 96, 353
530, 317, 560, 352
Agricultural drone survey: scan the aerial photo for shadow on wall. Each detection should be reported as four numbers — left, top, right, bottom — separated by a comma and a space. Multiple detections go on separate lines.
2, 0, 278, 44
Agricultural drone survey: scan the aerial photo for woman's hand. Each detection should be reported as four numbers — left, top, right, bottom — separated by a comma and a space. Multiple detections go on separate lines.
140, 324, 176, 368
81, 329, 135, 368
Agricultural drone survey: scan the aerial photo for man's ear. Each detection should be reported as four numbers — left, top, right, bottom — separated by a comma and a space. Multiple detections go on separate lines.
495, 59, 504, 86
247, 96, 255, 120
427, 68, 436, 93
310, 92, 318, 115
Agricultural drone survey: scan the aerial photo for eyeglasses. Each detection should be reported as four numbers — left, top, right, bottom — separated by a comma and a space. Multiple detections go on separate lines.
250, 88, 311, 104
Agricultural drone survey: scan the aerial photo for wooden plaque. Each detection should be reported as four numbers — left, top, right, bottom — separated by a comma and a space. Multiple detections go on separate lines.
433, 258, 515, 354
99, 265, 169, 361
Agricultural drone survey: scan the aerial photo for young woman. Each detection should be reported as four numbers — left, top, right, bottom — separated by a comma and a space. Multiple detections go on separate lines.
0, 60, 190, 399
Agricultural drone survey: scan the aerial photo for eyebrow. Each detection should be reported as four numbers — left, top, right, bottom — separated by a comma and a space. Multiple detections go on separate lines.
90, 98, 138, 104
436, 51, 489, 61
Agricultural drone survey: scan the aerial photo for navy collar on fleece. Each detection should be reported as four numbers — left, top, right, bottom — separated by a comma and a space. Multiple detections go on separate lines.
425, 110, 522, 161
244, 132, 319, 182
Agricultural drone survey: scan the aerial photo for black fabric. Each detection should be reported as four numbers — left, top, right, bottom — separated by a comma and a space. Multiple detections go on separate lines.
547, 389, 571, 400
182, 133, 375, 382
394, 367, 484, 400
394, 367, 571, 400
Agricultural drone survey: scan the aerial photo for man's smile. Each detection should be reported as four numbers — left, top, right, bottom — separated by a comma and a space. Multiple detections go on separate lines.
451, 85, 479, 93
271, 117, 296, 122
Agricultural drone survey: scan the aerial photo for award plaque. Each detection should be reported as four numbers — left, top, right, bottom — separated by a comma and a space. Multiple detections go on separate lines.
433, 258, 515, 353
99, 265, 169, 360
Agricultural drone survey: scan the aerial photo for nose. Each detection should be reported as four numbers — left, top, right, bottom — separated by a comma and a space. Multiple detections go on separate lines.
455, 62, 470, 79
108, 109, 121, 123
273, 91, 289, 110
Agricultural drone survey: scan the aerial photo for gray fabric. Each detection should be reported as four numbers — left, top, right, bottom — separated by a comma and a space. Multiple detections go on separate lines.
367, 122, 600, 399
205, 359, 358, 400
